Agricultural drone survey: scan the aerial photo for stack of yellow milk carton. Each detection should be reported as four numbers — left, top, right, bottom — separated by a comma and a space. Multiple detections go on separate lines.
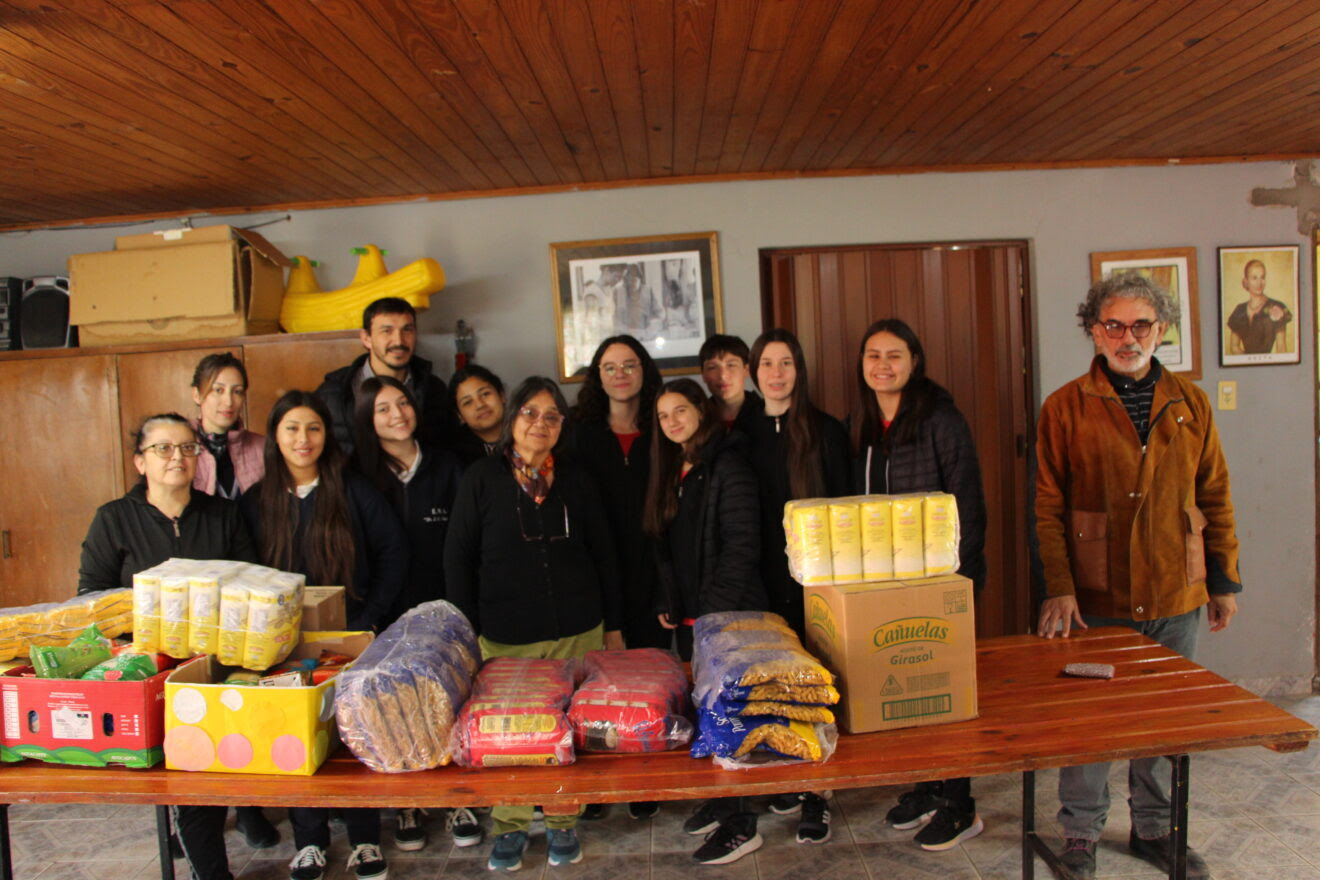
785, 493, 977, 734
133, 559, 305, 670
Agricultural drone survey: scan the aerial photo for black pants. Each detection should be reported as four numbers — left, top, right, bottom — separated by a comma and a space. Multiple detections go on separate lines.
173, 805, 231, 880
289, 807, 380, 850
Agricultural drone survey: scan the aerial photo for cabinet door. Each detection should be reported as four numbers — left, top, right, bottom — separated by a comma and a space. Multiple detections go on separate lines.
0, 355, 122, 605
242, 333, 362, 433
117, 346, 242, 488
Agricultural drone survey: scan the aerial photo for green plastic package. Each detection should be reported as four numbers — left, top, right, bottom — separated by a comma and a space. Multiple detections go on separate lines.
80, 652, 159, 681
30, 624, 112, 679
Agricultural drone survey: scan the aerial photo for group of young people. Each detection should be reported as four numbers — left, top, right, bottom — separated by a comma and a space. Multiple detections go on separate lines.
76, 297, 987, 879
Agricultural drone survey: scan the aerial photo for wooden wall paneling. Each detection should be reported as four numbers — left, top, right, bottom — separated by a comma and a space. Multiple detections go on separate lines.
157, 0, 439, 193
669, 0, 717, 177
14, 5, 350, 199
692, 1, 755, 175
241, 334, 365, 436
115, 346, 242, 490
756, 0, 880, 172
837, 0, 1036, 170
266, 0, 494, 191
546, 0, 634, 182
449, 0, 586, 185
814, 252, 848, 420
0, 355, 122, 607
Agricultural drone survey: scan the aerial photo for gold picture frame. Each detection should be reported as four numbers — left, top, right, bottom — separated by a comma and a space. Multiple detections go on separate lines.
1090, 247, 1201, 379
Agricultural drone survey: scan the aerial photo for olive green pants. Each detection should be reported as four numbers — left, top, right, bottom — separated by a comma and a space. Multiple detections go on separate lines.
482, 623, 604, 836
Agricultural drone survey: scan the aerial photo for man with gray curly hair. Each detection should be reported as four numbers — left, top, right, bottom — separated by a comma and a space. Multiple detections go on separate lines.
1032, 272, 1241, 880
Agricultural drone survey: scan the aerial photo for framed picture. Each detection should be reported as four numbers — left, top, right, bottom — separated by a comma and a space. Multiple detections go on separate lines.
550, 231, 723, 382
1090, 247, 1201, 379
1218, 245, 1300, 366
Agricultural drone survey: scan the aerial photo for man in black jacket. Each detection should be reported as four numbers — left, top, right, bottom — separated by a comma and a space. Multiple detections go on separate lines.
316, 297, 453, 455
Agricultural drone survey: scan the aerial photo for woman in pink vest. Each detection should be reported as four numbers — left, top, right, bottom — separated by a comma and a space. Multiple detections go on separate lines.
191, 352, 265, 500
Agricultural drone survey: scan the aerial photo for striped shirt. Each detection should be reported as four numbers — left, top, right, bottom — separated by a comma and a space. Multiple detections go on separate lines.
1102, 359, 1161, 445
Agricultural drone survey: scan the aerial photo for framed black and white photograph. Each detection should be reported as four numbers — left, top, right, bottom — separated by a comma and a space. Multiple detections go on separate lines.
1218, 244, 1299, 366
1090, 247, 1201, 379
550, 231, 723, 382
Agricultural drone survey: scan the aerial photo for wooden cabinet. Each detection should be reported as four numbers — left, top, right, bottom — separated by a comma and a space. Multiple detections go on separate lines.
0, 330, 363, 607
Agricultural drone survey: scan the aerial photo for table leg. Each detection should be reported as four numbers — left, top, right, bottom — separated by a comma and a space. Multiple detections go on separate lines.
1, 804, 13, 880
1022, 771, 1035, 880
1169, 754, 1190, 880
155, 805, 175, 880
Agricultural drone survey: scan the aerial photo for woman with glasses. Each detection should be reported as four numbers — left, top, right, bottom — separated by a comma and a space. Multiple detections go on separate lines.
445, 377, 623, 873
568, 335, 667, 653
450, 363, 508, 466
79, 413, 257, 594
77, 413, 257, 880
241, 390, 405, 880
850, 318, 987, 853
189, 352, 264, 500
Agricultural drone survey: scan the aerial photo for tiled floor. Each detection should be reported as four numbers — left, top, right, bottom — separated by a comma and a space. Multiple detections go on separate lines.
8, 694, 1318, 880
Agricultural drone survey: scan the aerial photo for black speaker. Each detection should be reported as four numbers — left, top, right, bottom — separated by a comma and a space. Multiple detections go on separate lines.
0, 277, 19, 351
20, 276, 76, 349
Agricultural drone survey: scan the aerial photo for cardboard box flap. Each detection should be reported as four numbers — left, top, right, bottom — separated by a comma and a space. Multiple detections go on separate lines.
231, 227, 291, 269
69, 243, 239, 324
114, 224, 290, 268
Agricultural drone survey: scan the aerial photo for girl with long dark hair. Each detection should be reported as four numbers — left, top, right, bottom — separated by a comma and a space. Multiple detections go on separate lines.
851, 318, 987, 851
189, 352, 264, 500
569, 335, 668, 653
241, 390, 406, 880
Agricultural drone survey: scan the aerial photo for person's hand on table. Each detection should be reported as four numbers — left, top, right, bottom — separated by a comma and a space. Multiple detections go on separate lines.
1207, 593, 1238, 632
1037, 595, 1087, 639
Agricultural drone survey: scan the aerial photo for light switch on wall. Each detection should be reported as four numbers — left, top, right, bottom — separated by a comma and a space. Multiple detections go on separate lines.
1218, 381, 1237, 410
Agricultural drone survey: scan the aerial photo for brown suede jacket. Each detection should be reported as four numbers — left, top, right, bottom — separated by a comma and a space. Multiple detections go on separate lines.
1035, 357, 1242, 621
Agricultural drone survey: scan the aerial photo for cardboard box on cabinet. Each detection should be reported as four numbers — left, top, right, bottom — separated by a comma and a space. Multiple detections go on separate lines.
68, 224, 288, 346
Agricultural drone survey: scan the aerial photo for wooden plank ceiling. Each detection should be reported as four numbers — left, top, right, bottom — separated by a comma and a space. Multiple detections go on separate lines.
2, 0, 1320, 230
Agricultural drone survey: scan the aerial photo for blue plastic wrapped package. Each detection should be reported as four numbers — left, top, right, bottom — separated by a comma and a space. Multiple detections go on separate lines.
718, 682, 841, 704
568, 648, 693, 752
691, 611, 834, 707
707, 694, 835, 724
690, 704, 836, 762
335, 600, 480, 772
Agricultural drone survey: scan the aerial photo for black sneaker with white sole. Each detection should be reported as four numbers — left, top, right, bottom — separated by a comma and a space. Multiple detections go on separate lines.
394, 808, 427, 852
795, 793, 831, 844
683, 798, 737, 835
885, 783, 939, 830
913, 805, 984, 851
692, 813, 762, 865
767, 792, 804, 815
446, 807, 483, 848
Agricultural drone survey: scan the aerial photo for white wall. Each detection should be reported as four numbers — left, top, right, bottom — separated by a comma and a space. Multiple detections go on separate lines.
3, 161, 1314, 689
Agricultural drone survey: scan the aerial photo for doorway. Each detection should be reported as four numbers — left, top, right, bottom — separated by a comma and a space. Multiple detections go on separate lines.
759, 240, 1034, 637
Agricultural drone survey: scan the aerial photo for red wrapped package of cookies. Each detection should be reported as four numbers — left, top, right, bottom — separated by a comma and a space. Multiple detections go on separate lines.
568, 648, 693, 753
451, 657, 577, 767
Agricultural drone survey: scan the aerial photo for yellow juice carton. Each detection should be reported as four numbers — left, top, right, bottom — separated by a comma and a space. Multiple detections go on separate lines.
923, 492, 960, 576
890, 495, 924, 579
828, 502, 863, 584
860, 497, 894, 581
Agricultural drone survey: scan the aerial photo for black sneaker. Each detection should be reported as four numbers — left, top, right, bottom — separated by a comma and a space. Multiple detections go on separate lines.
1056, 837, 1096, 880
683, 799, 736, 835
795, 793, 830, 844
289, 845, 327, 880
692, 813, 762, 865
767, 792, 804, 815
581, 803, 606, 820
394, 807, 427, 851
235, 808, 280, 849
1128, 829, 1209, 879
628, 801, 659, 820
885, 783, 939, 830
346, 842, 387, 880
446, 806, 483, 848
913, 805, 983, 851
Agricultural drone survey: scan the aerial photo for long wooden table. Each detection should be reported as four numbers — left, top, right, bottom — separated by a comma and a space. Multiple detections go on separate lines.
1, 628, 1314, 880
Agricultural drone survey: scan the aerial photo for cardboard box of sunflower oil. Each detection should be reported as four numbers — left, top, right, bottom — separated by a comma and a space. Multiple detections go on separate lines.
803, 573, 976, 733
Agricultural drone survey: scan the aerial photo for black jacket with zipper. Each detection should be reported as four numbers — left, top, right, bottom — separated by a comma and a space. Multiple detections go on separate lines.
315, 352, 454, 456
375, 445, 464, 624
78, 484, 258, 594
653, 428, 765, 622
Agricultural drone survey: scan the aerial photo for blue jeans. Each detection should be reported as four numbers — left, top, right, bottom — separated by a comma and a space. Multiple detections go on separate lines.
1057, 607, 1201, 841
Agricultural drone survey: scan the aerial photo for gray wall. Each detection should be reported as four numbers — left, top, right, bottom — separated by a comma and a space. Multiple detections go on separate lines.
3, 161, 1314, 689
